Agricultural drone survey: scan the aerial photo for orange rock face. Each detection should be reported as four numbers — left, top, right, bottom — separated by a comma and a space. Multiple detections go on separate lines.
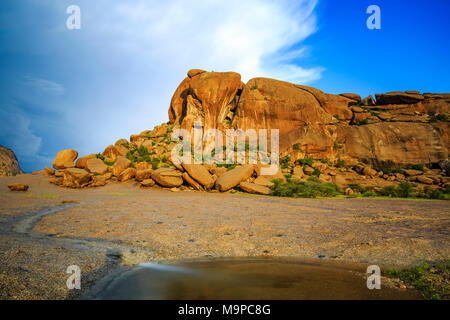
169, 70, 244, 134
169, 69, 449, 167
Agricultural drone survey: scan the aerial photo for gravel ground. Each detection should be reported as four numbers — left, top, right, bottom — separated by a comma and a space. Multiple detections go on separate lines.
0, 174, 448, 299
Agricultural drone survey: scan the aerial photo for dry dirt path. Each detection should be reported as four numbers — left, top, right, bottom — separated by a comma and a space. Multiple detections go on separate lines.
0, 174, 448, 299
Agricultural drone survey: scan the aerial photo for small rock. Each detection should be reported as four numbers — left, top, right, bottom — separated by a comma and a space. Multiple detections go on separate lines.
141, 179, 156, 187
8, 183, 29, 192
417, 175, 434, 185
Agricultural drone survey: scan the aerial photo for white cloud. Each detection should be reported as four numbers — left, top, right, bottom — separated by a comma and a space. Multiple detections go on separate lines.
0, 105, 42, 158
83, 0, 322, 84
23, 75, 64, 96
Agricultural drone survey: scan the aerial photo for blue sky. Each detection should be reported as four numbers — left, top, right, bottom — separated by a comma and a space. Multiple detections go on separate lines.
0, 0, 449, 172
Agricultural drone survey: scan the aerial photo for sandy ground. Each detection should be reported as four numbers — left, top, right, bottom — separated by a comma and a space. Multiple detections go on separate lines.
0, 174, 448, 299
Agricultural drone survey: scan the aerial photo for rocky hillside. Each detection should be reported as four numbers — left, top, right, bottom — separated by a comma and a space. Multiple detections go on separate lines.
22, 69, 449, 198
170, 69, 449, 167
0, 145, 22, 176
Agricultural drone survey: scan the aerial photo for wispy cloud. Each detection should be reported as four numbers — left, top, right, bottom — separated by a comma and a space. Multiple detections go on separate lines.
0, 104, 42, 158
83, 0, 323, 83
23, 75, 65, 96
0, 0, 323, 172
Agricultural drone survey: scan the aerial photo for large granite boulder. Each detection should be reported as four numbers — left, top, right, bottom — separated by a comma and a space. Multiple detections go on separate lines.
53, 149, 78, 170
182, 163, 215, 189
215, 165, 254, 192
151, 168, 183, 188
0, 145, 22, 176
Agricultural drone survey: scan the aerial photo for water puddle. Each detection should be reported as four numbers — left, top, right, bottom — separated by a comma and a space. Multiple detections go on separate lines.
88, 259, 421, 300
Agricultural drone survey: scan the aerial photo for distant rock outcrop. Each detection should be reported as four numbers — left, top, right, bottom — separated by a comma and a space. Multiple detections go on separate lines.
0, 145, 23, 176
169, 69, 449, 167
30, 69, 449, 196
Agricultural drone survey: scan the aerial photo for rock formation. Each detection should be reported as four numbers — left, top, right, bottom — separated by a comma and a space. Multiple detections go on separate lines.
169, 70, 449, 168
26, 69, 449, 197
0, 145, 23, 176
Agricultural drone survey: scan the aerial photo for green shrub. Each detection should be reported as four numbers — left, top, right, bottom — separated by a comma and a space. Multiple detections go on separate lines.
296, 157, 314, 166
419, 186, 450, 200
379, 182, 416, 198
271, 180, 341, 198
347, 183, 368, 194
280, 155, 291, 169
396, 182, 416, 198
362, 191, 377, 197
96, 153, 105, 161
411, 164, 424, 172
312, 168, 321, 177
428, 112, 448, 123
356, 119, 368, 125
151, 158, 160, 170
126, 146, 152, 164
379, 185, 397, 197
103, 160, 115, 166
216, 163, 237, 170
335, 160, 346, 168
293, 143, 301, 151
387, 260, 450, 300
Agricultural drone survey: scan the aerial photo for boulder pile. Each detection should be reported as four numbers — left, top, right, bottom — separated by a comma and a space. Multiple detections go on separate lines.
35, 69, 450, 196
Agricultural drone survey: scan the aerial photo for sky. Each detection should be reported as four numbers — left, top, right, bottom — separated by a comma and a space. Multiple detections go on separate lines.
0, 0, 449, 172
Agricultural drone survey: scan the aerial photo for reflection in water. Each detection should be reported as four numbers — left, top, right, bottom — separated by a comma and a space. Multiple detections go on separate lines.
94, 259, 420, 300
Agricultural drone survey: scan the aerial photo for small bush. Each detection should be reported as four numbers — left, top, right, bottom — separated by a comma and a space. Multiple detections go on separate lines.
380, 167, 405, 175
379, 182, 416, 198
428, 112, 448, 123
216, 163, 237, 170
387, 260, 450, 300
312, 168, 321, 177
280, 155, 291, 169
335, 160, 346, 168
396, 182, 416, 198
96, 153, 105, 161
271, 180, 341, 198
293, 143, 301, 151
419, 186, 450, 200
296, 157, 314, 167
151, 158, 160, 170
356, 119, 368, 125
379, 185, 397, 197
411, 164, 424, 172
348, 183, 368, 194
103, 160, 115, 166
